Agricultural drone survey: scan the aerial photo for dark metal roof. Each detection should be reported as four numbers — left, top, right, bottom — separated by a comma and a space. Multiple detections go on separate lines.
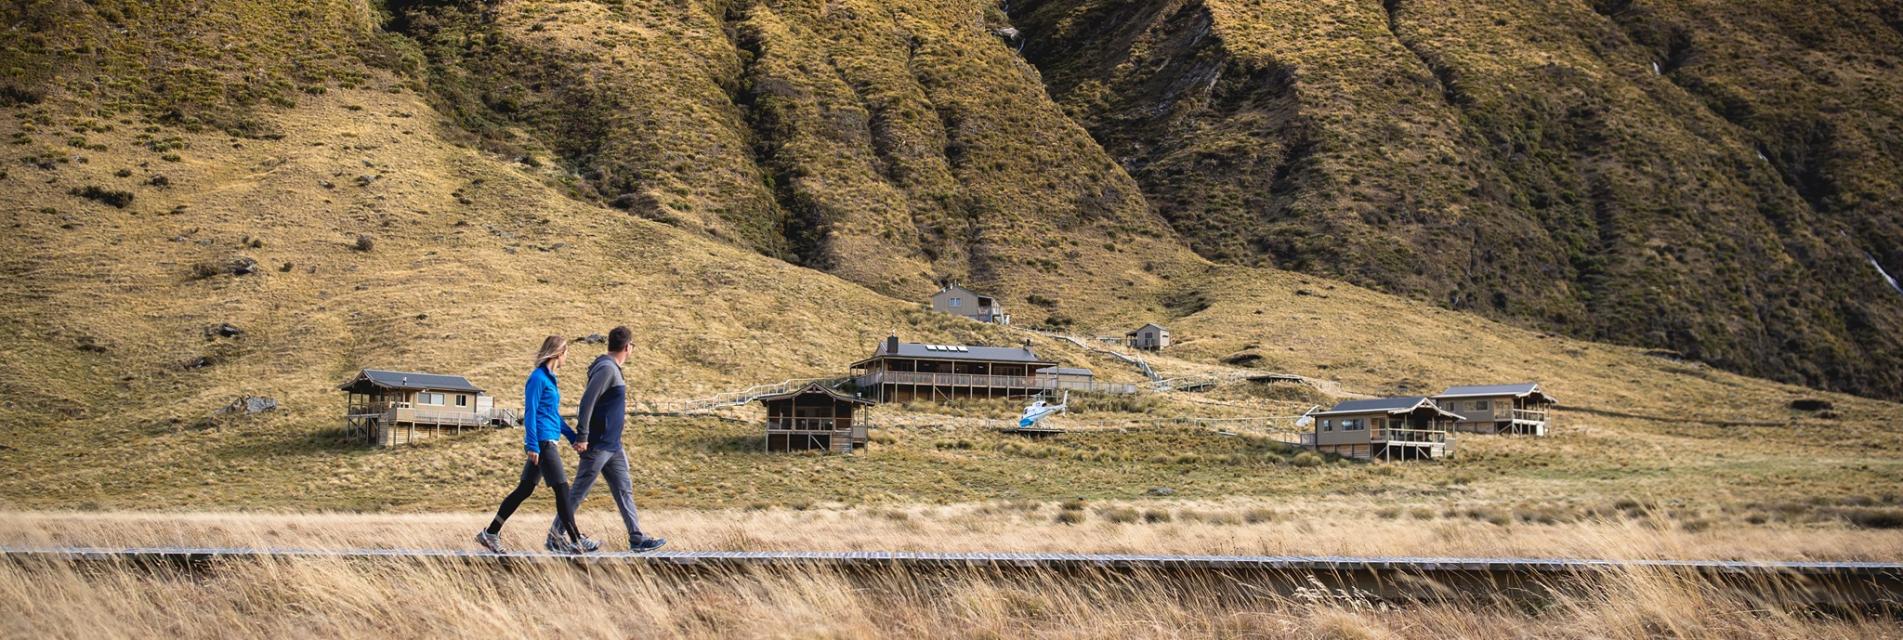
753, 383, 875, 405
853, 341, 1054, 366
1436, 383, 1556, 403
1313, 396, 1464, 420
1127, 323, 1167, 335
1319, 396, 1429, 414
340, 369, 484, 394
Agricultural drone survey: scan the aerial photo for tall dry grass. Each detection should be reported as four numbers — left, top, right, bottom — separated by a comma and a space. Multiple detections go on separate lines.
1, 509, 1897, 638
0, 552, 1891, 639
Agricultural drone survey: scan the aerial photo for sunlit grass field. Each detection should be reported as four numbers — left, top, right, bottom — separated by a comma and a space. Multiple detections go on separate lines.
3, 510, 1898, 640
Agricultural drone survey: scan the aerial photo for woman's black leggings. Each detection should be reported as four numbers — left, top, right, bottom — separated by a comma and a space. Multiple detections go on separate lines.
485, 442, 582, 541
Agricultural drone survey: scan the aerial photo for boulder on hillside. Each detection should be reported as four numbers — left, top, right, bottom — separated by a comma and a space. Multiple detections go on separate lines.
204, 323, 244, 339
228, 257, 261, 276
218, 396, 278, 416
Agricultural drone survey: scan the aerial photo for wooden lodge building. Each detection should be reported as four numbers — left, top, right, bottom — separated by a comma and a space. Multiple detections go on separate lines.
930, 283, 1010, 325
850, 336, 1139, 402
1307, 396, 1460, 461
1433, 383, 1557, 436
340, 369, 513, 446
852, 336, 1057, 403
757, 383, 874, 454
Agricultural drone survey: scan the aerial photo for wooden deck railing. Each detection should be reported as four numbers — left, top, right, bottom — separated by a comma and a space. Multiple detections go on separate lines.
349, 404, 505, 428
1370, 428, 1449, 444
858, 371, 1140, 395
1511, 409, 1549, 423
857, 371, 1046, 389
767, 418, 854, 432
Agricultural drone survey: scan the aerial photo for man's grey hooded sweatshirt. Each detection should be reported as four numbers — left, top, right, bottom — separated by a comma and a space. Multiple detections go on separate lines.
572, 354, 627, 452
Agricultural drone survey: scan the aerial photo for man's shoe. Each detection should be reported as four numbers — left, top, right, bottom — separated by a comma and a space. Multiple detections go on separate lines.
474, 531, 505, 553
630, 537, 667, 553
544, 535, 577, 554
571, 535, 601, 553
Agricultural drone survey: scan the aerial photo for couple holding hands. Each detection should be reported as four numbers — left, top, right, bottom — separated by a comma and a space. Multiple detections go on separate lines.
474, 327, 666, 554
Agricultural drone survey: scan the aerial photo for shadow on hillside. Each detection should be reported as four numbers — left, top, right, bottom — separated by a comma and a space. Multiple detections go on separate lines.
212, 425, 494, 460
693, 433, 770, 454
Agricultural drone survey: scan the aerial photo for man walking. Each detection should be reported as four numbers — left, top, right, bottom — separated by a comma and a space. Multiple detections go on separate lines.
552, 326, 666, 552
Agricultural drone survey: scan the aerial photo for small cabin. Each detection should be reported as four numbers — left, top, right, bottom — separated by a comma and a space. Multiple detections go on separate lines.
1127, 323, 1170, 351
1307, 396, 1460, 461
1433, 383, 1557, 436
930, 283, 1010, 325
340, 369, 509, 446
757, 383, 875, 454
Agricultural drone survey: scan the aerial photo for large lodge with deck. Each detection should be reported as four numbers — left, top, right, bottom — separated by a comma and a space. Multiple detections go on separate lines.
851, 336, 1060, 403
849, 336, 1138, 403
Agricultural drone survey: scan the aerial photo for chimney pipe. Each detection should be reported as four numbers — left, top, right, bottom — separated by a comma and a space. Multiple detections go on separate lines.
886, 335, 899, 354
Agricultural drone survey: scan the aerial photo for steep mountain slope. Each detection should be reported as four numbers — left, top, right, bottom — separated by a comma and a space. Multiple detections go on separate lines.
1011, 0, 1903, 398
385, 0, 1187, 308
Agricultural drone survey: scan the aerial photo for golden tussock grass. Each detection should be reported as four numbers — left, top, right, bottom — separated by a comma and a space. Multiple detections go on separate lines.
0, 530, 1892, 639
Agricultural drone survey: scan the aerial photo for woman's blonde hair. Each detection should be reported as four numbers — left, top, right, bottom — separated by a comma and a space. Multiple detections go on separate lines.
533, 335, 569, 368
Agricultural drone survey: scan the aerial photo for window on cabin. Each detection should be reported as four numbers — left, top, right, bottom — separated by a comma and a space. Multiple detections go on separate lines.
1372, 418, 1386, 429
456, 395, 468, 407
418, 392, 444, 405
1322, 419, 1333, 432
1344, 419, 1363, 431
1474, 400, 1491, 411
949, 297, 962, 308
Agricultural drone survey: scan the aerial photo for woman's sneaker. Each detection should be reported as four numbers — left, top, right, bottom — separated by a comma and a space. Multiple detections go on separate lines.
571, 535, 601, 553
474, 531, 505, 553
630, 537, 667, 553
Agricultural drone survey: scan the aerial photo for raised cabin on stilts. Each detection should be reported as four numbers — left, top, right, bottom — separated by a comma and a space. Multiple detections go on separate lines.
756, 383, 875, 454
1307, 396, 1460, 461
339, 369, 512, 446
1433, 383, 1557, 436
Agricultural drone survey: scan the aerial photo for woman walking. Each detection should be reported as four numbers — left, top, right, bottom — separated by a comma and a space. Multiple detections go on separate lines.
475, 335, 599, 554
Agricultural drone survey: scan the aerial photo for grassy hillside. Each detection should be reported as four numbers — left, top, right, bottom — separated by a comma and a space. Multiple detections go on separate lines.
1012, 0, 1903, 399
0, 0, 1899, 525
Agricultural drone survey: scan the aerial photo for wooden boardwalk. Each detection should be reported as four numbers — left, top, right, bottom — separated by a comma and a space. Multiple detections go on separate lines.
5, 546, 1897, 605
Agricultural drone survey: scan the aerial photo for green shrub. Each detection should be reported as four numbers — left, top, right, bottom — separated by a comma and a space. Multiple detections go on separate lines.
1845, 509, 1903, 530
